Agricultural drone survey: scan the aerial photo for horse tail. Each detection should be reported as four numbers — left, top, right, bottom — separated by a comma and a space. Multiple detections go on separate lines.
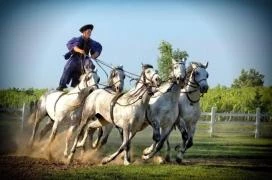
27, 100, 39, 125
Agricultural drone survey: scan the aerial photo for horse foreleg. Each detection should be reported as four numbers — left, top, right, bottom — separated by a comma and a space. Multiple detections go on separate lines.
142, 125, 174, 160
67, 118, 105, 164
143, 118, 160, 155
101, 127, 129, 165
124, 132, 136, 165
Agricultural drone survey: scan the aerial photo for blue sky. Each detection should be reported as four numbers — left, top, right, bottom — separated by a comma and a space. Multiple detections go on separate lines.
0, 0, 271, 89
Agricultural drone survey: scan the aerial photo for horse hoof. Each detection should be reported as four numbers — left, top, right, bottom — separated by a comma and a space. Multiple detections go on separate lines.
64, 151, 69, 158
165, 155, 171, 162
143, 148, 152, 155
101, 157, 110, 164
156, 156, 165, 164
141, 155, 149, 160
124, 160, 130, 166
67, 154, 74, 165
176, 157, 182, 164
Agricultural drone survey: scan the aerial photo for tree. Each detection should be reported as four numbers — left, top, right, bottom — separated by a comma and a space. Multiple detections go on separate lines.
231, 68, 264, 88
157, 41, 189, 81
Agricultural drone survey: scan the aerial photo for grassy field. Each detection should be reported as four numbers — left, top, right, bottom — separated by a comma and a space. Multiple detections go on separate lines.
0, 113, 272, 179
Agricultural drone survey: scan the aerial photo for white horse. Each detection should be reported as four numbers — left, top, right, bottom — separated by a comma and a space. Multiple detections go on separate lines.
83, 58, 187, 162
28, 68, 100, 150
139, 58, 186, 161
67, 64, 161, 165
173, 61, 209, 163
63, 66, 126, 157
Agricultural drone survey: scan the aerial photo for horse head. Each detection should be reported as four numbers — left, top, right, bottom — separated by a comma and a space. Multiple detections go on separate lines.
171, 58, 186, 85
108, 65, 125, 93
187, 62, 209, 93
141, 64, 161, 88
78, 68, 100, 90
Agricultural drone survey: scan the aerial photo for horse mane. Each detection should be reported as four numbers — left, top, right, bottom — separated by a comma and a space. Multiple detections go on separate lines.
79, 73, 87, 81
142, 64, 153, 70
108, 66, 124, 87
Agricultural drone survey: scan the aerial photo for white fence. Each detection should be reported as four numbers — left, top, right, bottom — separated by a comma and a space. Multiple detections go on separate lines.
0, 103, 26, 131
1, 104, 271, 138
200, 107, 263, 138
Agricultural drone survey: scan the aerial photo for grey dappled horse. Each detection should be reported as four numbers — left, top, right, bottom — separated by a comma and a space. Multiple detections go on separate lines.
85, 58, 187, 162
174, 61, 209, 163
140, 58, 186, 161
63, 66, 126, 157
28, 68, 100, 151
67, 64, 161, 165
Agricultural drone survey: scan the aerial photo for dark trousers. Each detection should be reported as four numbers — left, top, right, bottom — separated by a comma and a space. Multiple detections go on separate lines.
59, 57, 95, 88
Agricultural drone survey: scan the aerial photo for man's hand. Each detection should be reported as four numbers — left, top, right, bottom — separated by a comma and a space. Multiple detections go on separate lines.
91, 51, 100, 60
73, 46, 85, 55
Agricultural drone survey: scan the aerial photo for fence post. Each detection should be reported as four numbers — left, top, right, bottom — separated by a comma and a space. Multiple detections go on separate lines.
210, 107, 216, 137
255, 107, 261, 138
21, 103, 25, 132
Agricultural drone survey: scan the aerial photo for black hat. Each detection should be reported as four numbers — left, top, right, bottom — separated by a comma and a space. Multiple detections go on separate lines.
79, 24, 94, 33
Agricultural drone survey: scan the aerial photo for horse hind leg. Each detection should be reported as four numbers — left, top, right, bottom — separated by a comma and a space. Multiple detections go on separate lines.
39, 117, 54, 141
46, 120, 59, 150
165, 138, 171, 162
29, 108, 47, 147
92, 127, 103, 148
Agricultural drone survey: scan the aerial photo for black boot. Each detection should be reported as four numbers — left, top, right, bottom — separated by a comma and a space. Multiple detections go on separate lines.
56, 85, 67, 91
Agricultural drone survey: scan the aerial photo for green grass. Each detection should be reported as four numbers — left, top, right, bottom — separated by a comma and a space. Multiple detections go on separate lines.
1, 113, 272, 179
48, 164, 271, 180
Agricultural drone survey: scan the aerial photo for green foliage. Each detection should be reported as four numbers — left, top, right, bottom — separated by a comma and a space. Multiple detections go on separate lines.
0, 88, 47, 108
157, 41, 188, 81
232, 68, 264, 88
200, 86, 272, 113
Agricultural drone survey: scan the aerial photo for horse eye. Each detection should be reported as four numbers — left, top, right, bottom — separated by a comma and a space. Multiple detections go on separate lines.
146, 70, 151, 73
207, 73, 209, 78
195, 72, 199, 76
124, 75, 126, 79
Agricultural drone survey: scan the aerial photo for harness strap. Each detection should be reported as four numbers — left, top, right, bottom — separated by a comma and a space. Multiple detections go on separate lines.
110, 92, 125, 128
54, 91, 68, 116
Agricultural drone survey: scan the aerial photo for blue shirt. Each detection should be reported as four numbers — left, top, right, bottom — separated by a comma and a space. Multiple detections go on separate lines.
66, 36, 102, 56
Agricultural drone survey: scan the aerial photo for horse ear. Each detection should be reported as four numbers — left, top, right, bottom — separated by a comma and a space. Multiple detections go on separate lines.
94, 68, 97, 73
205, 62, 209, 69
192, 63, 197, 69
120, 64, 123, 69
172, 58, 177, 63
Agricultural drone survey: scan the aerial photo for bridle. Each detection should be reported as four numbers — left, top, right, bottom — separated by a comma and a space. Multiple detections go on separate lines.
181, 66, 207, 104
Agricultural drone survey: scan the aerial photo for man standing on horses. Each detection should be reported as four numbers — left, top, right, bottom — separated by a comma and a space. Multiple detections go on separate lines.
57, 24, 102, 91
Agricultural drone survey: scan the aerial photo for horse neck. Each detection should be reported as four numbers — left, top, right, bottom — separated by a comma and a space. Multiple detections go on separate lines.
127, 82, 151, 106
158, 81, 182, 100
69, 84, 83, 94
183, 78, 201, 100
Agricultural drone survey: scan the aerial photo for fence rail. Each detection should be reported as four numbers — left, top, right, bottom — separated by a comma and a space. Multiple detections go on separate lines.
200, 107, 262, 138
0, 104, 271, 138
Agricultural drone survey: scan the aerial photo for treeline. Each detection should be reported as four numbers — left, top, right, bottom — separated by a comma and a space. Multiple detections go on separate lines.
0, 88, 47, 108
200, 85, 272, 113
0, 86, 271, 114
